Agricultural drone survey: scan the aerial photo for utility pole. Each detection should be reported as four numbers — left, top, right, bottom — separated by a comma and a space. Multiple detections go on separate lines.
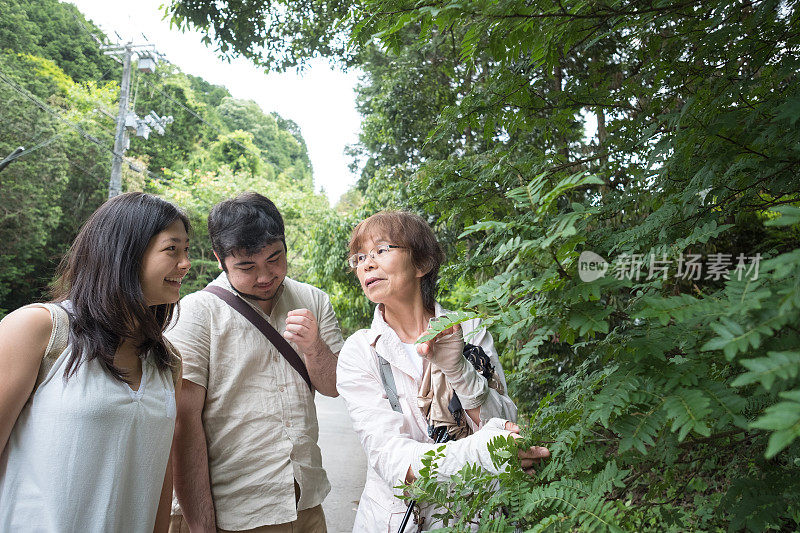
109, 44, 132, 198
102, 41, 172, 198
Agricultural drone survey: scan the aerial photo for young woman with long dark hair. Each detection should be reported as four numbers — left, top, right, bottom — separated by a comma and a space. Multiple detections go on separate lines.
0, 192, 191, 532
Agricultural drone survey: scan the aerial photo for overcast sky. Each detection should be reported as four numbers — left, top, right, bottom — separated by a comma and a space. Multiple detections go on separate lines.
69, 0, 362, 205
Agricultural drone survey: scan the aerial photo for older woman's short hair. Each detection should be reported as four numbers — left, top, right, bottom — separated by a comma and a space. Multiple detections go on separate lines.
349, 211, 444, 312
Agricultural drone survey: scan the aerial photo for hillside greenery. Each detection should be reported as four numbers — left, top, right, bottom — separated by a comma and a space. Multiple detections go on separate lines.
0, 0, 331, 314
1, 0, 798, 529
169, 0, 800, 530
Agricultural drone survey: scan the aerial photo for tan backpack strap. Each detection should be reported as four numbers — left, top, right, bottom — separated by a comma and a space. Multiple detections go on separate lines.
22, 303, 71, 394
23, 303, 181, 390
163, 337, 182, 388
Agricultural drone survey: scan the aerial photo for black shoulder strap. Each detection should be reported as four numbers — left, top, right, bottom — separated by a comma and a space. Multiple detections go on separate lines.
203, 285, 313, 392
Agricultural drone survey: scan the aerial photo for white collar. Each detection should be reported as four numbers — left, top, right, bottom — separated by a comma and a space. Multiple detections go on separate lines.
366, 302, 447, 381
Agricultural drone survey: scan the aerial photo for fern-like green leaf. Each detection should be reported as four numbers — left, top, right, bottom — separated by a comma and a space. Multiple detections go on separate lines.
732, 351, 800, 391
764, 205, 800, 226
416, 310, 483, 343
590, 460, 629, 495
663, 388, 712, 441
615, 408, 665, 454
522, 480, 623, 532
750, 388, 800, 458
701, 313, 789, 360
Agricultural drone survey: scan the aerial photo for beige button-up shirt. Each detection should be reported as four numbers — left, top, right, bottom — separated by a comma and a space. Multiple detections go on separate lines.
167, 273, 344, 531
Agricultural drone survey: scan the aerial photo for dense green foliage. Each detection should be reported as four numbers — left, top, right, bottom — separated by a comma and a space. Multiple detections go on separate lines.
166, 0, 353, 71
0, 51, 115, 312
171, 0, 800, 529
0, 0, 331, 315
0, 0, 119, 82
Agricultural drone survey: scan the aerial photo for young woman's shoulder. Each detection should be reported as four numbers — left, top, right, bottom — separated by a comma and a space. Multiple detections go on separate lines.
0, 306, 56, 449
0, 306, 53, 392
0, 305, 53, 349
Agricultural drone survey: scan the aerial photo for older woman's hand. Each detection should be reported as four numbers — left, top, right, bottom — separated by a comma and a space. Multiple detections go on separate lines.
504, 421, 551, 476
408, 418, 550, 481
416, 325, 464, 370
417, 324, 489, 409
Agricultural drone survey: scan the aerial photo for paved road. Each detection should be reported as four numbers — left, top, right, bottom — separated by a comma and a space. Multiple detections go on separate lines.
316, 394, 366, 533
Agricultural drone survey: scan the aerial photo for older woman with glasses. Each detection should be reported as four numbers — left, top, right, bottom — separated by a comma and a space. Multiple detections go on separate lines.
336, 211, 549, 532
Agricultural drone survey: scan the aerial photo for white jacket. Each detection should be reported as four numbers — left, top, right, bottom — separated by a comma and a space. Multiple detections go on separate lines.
336, 303, 518, 532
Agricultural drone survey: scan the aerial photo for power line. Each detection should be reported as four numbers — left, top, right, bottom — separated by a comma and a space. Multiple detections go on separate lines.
139, 77, 268, 164
72, 13, 107, 46
0, 109, 75, 169
101, 42, 172, 197
66, 157, 110, 186
71, 13, 173, 195
0, 67, 166, 183
140, 77, 216, 132
96, 62, 121, 82
70, 14, 123, 80
0, 130, 68, 165
5, 105, 119, 147
0, 114, 55, 146
1, 88, 120, 141
0, 116, 137, 186
70, 13, 274, 180
0, 69, 112, 151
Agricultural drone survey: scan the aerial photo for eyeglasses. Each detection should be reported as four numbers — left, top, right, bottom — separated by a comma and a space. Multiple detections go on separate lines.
348, 244, 404, 269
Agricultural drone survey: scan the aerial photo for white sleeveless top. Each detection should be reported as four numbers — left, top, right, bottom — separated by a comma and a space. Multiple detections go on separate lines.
0, 305, 177, 532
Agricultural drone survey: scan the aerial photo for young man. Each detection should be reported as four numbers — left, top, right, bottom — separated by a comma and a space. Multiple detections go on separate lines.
168, 192, 343, 533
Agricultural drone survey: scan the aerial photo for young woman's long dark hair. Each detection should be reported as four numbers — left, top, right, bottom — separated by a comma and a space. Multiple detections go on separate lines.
51, 192, 190, 383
